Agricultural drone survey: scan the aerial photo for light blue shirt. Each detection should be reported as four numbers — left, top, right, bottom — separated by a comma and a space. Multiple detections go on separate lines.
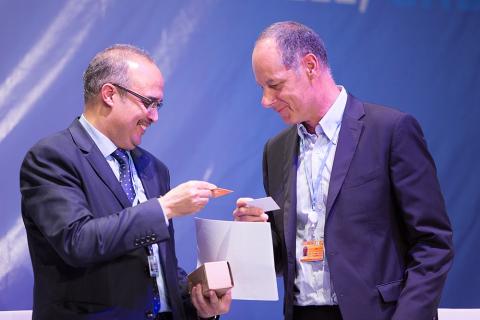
79, 115, 171, 312
294, 86, 347, 306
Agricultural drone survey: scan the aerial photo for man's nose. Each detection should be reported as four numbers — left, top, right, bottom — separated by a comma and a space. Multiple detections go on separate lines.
147, 107, 158, 122
261, 91, 276, 108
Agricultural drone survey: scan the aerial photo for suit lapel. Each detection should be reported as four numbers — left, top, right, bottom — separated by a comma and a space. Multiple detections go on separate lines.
283, 127, 300, 263
68, 119, 131, 208
326, 95, 365, 216
131, 147, 158, 199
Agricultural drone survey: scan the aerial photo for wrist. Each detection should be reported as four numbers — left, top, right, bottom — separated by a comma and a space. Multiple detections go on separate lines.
158, 197, 173, 219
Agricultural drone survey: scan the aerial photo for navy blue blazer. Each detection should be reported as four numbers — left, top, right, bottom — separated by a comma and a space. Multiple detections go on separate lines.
263, 95, 454, 320
20, 119, 196, 320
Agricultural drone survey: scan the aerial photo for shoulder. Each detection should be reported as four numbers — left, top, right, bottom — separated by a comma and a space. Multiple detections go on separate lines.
22, 128, 75, 165
363, 102, 406, 121
20, 127, 82, 189
348, 95, 419, 132
265, 125, 297, 152
364, 103, 422, 134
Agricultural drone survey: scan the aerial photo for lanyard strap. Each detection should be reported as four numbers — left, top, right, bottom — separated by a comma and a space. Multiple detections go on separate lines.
300, 123, 341, 215
300, 123, 340, 240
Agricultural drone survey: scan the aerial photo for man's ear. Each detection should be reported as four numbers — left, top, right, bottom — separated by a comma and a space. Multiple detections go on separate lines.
100, 83, 116, 107
302, 53, 318, 79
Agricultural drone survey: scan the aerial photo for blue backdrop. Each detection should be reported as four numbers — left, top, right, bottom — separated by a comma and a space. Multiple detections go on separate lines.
1, 0, 479, 318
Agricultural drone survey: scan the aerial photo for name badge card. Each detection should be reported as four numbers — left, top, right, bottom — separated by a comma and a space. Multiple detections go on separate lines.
300, 240, 324, 262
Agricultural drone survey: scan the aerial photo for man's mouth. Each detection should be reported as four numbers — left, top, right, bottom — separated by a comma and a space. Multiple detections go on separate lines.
274, 105, 288, 113
137, 120, 150, 131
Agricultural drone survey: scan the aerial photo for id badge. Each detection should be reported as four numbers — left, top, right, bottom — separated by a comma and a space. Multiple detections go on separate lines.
300, 239, 324, 262
147, 254, 160, 278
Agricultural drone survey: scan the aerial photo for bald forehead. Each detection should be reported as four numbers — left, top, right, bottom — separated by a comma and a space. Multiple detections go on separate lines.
125, 56, 164, 98
253, 38, 286, 69
253, 38, 279, 57
125, 57, 160, 74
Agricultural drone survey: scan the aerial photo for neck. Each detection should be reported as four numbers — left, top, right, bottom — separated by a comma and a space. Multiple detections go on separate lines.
83, 104, 110, 138
303, 83, 341, 134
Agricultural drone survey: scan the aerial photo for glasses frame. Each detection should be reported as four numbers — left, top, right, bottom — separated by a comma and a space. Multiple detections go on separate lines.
111, 83, 163, 111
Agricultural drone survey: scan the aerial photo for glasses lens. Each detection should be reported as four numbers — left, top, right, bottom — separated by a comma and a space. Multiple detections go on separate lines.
147, 100, 163, 110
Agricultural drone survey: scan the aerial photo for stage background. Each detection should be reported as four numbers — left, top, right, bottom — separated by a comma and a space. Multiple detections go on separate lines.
1, 0, 479, 318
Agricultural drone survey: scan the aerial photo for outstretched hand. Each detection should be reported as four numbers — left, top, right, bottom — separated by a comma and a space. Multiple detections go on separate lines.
159, 180, 216, 219
232, 197, 268, 222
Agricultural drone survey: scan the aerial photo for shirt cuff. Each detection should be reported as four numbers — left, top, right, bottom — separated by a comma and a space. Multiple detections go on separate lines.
157, 198, 169, 226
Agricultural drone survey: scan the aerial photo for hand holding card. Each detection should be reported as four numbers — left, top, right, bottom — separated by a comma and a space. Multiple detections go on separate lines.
233, 197, 279, 222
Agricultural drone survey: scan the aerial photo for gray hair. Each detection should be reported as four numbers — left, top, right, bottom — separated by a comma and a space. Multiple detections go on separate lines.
83, 44, 155, 103
257, 21, 329, 70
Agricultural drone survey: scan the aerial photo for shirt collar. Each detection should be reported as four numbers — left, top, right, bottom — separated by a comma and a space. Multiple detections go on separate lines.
79, 114, 118, 158
297, 86, 348, 144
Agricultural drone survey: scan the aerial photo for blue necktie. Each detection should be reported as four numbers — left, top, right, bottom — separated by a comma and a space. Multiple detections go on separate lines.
111, 148, 136, 204
111, 148, 161, 314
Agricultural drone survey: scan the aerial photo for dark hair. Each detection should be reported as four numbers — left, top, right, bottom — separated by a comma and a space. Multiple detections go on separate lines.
257, 21, 328, 70
83, 44, 155, 103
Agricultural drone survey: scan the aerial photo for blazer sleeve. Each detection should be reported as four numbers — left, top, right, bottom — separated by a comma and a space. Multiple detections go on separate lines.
263, 139, 286, 275
389, 114, 454, 319
20, 141, 170, 268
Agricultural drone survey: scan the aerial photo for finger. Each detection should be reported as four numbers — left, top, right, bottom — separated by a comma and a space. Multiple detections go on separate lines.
203, 290, 220, 316
192, 285, 212, 316
191, 180, 217, 190
194, 197, 209, 209
232, 208, 242, 221
190, 286, 201, 310
218, 289, 232, 314
197, 189, 214, 199
236, 197, 253, 208
235, 206, 264, 217
233, 208, 266, 221
207, 289, 219, 305
237, 214, 268, 222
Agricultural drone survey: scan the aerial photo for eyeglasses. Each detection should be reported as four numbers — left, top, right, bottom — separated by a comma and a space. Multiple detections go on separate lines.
112, 83, 163, 111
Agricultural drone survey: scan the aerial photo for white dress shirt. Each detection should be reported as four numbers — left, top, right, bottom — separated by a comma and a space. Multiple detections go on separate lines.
294, 86, 347, 306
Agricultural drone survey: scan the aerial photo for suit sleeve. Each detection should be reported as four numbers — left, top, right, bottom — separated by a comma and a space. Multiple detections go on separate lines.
389, 114, 454, 319
20, 143, 170, 268
263, 139, 285, 275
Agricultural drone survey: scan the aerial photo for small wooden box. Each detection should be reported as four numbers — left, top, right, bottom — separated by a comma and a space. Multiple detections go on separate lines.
188, 261, 234, 297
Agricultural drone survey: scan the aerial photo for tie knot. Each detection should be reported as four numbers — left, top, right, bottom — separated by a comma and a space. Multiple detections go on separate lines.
111, 148, 129, 165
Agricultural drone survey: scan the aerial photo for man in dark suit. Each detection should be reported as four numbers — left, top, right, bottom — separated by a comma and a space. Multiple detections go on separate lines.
234, 21, 453, 320
20, 44, 231, 320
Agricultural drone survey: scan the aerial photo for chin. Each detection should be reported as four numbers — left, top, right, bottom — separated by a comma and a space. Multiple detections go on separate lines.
281, 116, 296, 125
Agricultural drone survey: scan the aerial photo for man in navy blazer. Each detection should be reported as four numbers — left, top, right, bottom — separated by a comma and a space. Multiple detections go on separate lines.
20, 44, 231, 320
234, 21, 453, 320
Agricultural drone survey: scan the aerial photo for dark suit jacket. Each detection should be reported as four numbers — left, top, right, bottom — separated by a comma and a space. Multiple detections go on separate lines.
263, 95, 454, 320
20, 119, 196, 320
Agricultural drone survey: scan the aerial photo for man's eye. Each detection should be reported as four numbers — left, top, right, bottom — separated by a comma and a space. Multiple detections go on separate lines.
270, 83, 280, 89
